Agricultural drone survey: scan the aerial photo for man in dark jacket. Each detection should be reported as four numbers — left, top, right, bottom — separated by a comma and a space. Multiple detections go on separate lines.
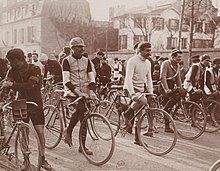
99, 57, 111, 86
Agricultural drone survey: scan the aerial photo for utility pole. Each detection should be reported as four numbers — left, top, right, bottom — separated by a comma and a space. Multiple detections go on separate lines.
188, 0, 195, 65
178, 0, 186, 49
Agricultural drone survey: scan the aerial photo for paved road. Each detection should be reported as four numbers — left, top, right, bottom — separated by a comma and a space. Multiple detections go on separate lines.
42, 126, 219, 171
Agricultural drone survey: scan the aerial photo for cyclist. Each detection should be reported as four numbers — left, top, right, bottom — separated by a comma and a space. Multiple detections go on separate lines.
160, 48, 185, 133
62, 37, 96, 155
0, 48, 52, 170
123, 41, 155, 145
183, 54, 211, 101
39, 53, 63, 87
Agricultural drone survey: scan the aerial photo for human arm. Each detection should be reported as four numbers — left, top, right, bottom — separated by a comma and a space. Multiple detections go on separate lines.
124, 59, 135, 96
160, 62, 170, 93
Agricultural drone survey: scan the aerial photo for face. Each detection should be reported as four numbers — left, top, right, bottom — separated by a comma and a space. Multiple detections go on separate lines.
72, 46, 85, 57
32, 54, 38, 62
202, 59, 211, 67
139, 47, 151, 59
8, 58, 25, 70
172, 53, 182, 64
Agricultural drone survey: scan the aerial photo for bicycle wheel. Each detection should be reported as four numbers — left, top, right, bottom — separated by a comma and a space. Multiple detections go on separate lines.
79, 113, 115, 166
209, 159, 220, 171
204, 99, 220, 133
15, 122, 42, 171
177, 100, 206, 140
44, 105, 63, 149
137, 108, 177, 156
95, 100, 120, 136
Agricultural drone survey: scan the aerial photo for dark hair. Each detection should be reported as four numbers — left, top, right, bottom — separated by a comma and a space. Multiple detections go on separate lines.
6, 48, 25, 61
82, 52, 88, 58
213, 58, 220, 64
138, 42, 151, 51
114, 58, 119, 61
32, 52, 38, 57
27, 52, 32, 57
97, 51, 104, 56
179, 61, 184, 65
133, 42, 140, 50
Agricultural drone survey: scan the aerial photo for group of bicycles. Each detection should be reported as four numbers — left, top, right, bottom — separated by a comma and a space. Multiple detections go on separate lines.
0, 76, 219, 170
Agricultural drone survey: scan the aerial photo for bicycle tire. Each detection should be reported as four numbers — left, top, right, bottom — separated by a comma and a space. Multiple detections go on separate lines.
44, 105, 63, 149
79, 113, 115, 166
95, 100, 121, 137
177, 100, 206, 140
204, 99, 220, 133
15, 122, 42, 171
137, 108, 177, 156
209, 159, 220, 171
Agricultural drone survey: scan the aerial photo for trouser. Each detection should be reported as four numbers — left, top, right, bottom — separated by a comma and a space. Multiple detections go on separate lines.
67, 98, 87, 147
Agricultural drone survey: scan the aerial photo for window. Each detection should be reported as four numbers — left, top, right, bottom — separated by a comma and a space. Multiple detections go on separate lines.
134, 17, 144, 28
119, 35, 127, 49
14, 29, 17, 44
152, 17, 164, 30
119, 18, 126, 29
181, 38, 187, 49
167, 37, 178, 49
192, 39, 203, 48
133, 35, 145, 46
168, 19, 179, 31
195, 22, 203, 33
20, 28, 24, 44
21, 7, 26, 18
31, 4, 36, 16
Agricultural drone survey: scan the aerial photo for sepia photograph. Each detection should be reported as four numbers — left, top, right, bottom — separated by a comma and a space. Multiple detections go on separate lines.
0, 0, 219, 170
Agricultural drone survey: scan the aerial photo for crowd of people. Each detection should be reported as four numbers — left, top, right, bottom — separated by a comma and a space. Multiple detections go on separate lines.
0, 36, 219, 170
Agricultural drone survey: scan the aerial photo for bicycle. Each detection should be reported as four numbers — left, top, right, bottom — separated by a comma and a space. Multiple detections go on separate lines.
97, 91, 178, 156
209, 159, 220, 171
157, 88, 207, 140
0, 99, 42, 171
43, 89, 115, 166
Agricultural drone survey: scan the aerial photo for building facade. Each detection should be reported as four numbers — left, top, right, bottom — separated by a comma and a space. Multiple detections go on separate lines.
110, 0, 218, 51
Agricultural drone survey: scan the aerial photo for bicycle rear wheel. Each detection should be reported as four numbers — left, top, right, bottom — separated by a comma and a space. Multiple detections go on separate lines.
137, 108, 177, 156
204, 99, 220, 133
177, 101, 206, 140
44, 105, 63, 149
79, 113, 115, 166
15, 122, 42, 171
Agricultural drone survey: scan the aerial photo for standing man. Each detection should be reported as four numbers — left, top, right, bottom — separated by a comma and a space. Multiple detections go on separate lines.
123, 41, 154, 145
160, 49, 185, 133
62, 37, 96, 155
38, 53, 62, 87
0, 48, 52, 170
32, 52, 43, 74
99, 57, 112, 86
92, 51, 104, 80
113, 58, 123, 83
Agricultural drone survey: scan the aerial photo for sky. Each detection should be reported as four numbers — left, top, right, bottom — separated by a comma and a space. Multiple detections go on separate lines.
88, 0, 220, 21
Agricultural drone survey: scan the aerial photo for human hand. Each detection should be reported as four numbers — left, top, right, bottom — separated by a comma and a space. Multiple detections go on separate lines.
74, 89, 89, 98
131, 92, 142, 102
2, 80, 13, 88
89, 90, 97, 100
165, 89, 172, 94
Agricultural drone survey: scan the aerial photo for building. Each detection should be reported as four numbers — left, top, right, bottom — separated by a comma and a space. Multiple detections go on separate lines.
0, 0, 91, 57
110, 0, 218, 51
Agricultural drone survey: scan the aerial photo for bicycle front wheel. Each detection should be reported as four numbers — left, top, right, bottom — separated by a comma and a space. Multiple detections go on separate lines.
44, 105, 63, 149
15, 122, 42, 171
137, 108, 177, 156
79, 113, 115, 166
177, 100, 206, 140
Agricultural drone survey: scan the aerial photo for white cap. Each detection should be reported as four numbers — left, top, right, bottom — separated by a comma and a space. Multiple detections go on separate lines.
39, 53, 48, 62
69, 37, 85, 48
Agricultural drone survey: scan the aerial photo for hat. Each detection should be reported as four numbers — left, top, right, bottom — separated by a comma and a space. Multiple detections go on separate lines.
69, 37, 85, 47
192, 55, 199, 60
97, 51, 104, 56
213, 58, 220, 64
6, 48, 25, 61
200, 54, 211, 62
138, 41, 151, 50
171, 48, 182, 56
39, 53, 49, 62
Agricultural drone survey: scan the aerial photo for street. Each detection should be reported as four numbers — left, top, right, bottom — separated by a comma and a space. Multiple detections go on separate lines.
42, 125, 219, 171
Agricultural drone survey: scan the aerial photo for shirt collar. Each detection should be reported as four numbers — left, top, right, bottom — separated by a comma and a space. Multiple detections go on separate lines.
137, 54, 146, 61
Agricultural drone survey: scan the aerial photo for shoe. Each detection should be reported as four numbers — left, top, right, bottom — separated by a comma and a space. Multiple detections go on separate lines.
143, 130, 153, 137
165, 127, 174, 133
134, 140, 142, 146
41, 159, 52, 170
63, 129, 73, 147
79, 147, 93, 155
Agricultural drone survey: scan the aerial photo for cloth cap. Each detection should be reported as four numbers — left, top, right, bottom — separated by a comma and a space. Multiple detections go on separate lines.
171, 48, 182, 56
213, 58, 220, 64
137, 41, 151, 50
39, 53, 49, 62
200, 54, 211, 62
69, 37, 85, 47
6, 48, 25, 61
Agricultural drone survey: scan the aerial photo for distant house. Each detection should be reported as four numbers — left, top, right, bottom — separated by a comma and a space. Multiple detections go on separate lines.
110, 0, 218, 51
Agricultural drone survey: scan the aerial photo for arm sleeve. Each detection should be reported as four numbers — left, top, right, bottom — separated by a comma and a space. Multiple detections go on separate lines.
62, 59, 75, 92
87, 59, 96, 84
11, 66, 41, 91
206, 71, 213, 92
146, 62, 153, 93
124, 59, 135, 95
176, 72, 182, 88
190, 65, 198, 87
160, 62, 169, 92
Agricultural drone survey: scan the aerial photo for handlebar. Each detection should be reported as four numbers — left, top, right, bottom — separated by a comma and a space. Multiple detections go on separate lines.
2, 101, 38, 111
